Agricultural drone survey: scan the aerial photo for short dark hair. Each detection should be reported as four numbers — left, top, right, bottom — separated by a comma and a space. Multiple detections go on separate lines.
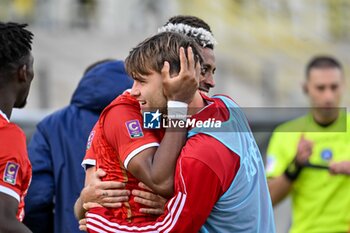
0, 22, 33, 70
125, 31, 203, 78
160, 15, 215, 49
306, 56, 343, 79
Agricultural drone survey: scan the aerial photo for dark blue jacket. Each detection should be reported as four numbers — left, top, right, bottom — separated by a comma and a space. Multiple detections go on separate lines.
23, 60, 133, 233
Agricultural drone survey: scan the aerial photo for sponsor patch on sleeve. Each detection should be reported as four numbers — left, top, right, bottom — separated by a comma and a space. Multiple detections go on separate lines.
266, 156, 276, 174
125, 120, 144, 138
86, 130, 95, 150
3, 161, 19, 185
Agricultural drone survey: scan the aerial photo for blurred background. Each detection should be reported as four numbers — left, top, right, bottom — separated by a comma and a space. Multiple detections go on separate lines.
1, 0, 350, 232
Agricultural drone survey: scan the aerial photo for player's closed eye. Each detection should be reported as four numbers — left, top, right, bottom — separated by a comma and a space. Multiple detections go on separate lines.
133, 76, 146, 84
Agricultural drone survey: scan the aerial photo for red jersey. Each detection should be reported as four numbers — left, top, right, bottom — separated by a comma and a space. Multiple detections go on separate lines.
84, 93, 164, 223
0, 112, 32, 221
86, 95, 241, 232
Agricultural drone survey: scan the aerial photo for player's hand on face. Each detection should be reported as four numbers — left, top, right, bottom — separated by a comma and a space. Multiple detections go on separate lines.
329, 161, 350, 175
295, 134, 313, 165
133, 182, 167, 215
162, 46, 200, 103
81, 169, 130, 208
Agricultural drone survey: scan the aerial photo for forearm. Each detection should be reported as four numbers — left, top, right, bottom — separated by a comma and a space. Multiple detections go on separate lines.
149, 126, 187, 197
74, 195, 86, 220
329, 161, 350, 175
75, 167, 94, 220
0, 195, 32, 233
0, 219, 32, 233
74, 177, 92, 220
268, 175, 292, 206
75, 169, 90, 220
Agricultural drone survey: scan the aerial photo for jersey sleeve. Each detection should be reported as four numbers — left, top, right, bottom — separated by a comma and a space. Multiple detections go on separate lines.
103, 104, 161, 169
266, 131, 297, 178
81, 123, 98, 170
0, 127, 27, 203
159, 157, 223, 232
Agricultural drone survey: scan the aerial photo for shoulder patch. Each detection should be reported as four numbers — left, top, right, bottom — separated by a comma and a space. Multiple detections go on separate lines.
3, 161, 19, 185
125, 120, 144, 138
86, 130, 95, 150
266, 156, 276, 174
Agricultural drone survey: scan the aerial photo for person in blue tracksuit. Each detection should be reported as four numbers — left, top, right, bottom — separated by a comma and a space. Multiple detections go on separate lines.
23, 60, 133, 233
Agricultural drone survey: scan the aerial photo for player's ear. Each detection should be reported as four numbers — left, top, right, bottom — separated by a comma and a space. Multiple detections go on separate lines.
302, 82, 308, 95
17, 64, 28, 83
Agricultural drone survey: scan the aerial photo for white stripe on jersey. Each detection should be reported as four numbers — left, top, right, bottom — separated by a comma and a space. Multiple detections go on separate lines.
86, 192, 186, 232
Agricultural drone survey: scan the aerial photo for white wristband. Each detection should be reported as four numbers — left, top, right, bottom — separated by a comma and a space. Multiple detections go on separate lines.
167, 101, 188, 120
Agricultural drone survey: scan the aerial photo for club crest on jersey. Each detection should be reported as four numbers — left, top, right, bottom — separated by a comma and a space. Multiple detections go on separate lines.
321, 149, 333, 161
126, 120, 144, 138
86, 130, 95, 150
3, 161, 19, 185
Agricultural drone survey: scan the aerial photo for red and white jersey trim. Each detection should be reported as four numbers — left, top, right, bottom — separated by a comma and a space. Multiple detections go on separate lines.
81, 143, 160, 171
81, 159, 97, 171
124, 142, 159, 169
86, 147, 189, 233
86, 192, 186, 232
0, 184, 20, 202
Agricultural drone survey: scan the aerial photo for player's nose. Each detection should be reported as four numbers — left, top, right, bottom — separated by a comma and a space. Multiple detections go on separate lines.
205, 74, 215, 88
130, 83, 141, 97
